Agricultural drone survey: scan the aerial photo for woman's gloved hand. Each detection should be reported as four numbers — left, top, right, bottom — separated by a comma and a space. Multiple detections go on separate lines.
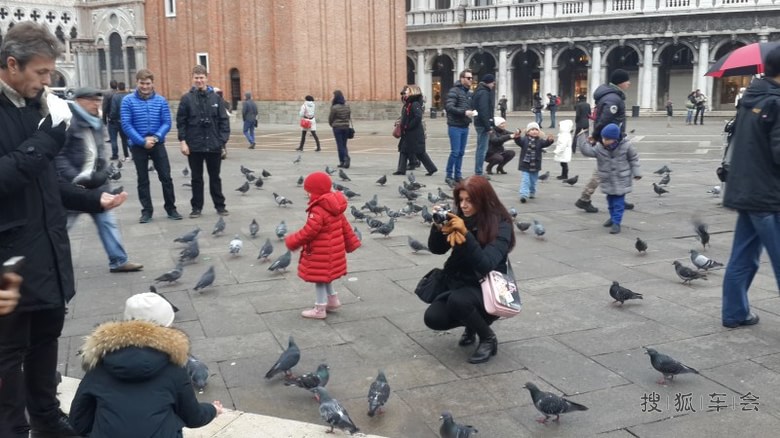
441, 213, 467, 236
446, 231, 466, 247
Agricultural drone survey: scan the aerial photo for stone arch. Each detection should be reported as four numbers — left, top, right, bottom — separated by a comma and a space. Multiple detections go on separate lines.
708, 36, 753, 62
425, 49, 456, 71
429, 53, 455, 110
510, 47, 543, 111
406, 55, 416, 85
507, 46, 543, 67
551, 43, 591, 67
93, 8, 136, 44
466, 49, 497, 82
602, 42, 643, 67
653, 40, 697, 64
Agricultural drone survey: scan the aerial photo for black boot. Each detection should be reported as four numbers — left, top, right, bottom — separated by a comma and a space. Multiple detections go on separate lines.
343, 155, 351, 169
312, 131, 321, 151
296, 132, 305, 151
458, 327, 476, 346
462, 311, 497, 364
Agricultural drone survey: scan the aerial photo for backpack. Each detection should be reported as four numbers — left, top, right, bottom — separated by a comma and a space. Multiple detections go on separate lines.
588, 105, 599, 121
555, 96, 562, 106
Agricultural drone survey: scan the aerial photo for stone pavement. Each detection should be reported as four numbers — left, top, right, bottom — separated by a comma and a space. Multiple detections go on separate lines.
58, 112, 780, 437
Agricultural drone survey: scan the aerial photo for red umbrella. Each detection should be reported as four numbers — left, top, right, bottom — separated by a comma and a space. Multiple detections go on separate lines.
706, 41, 780, 78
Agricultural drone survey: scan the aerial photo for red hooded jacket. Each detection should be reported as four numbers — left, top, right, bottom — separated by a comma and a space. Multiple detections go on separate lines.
285, 191, 361, 283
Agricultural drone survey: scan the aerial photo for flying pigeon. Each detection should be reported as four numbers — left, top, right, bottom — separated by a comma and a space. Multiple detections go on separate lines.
273, 192, 293, 207
370, 218, 396, 237
658, 173, 670, 186
376, 175, 387, 186
312, 387, 360, 435
265, 336, 300, 379
275, 221, 287, 240
351, 206, 367, 221
254, 177, 264, 188
182, 167, 190, 177
186, 355, 209, 392
367, 370, 391, 417
293, 154, 302, 164
229, 235, 243, 255
154, 262, 183, 284
652, 183, 669, 196
249, 219, 259, 238
174, 228, 200, 243
562, 175, 579, 186
284, 363, 330, 390
523, 382, 589, 424
268, 250, 292, 273
179, 239, 200, 263
635, 237, 648, 254
257, 238, 274, 261
653, 165, 672, 175
148, 285, 179, 312
533, 220, 545, 239
236, 181, 250, 194
689, 250, 724, 271
693, 220, 710, 249
609, 281, 643, 305
407, 236, 429, 253
538, 171, 550, 182
672, 260, 708, 285
261, 169, 271, 177
516, 221, 531, 232
297, 175, 304, 186
240, 165, 255, 175
338, 168, 351, 181
193, 265, 215, 291
644, 347, 699, 384
439, 412, 478, 438
212, 216, 225, 235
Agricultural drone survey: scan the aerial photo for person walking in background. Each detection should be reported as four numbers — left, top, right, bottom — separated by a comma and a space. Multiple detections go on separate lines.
721, 47, 780, 329
546, 93, 558, 128
393, 85, 438, 176
485, 116, 517, 175
666, 99, 674, 127
297, 95, 321, 152
102, 80, 117, 158
693, 89, 707, 125
515, 122, 555, 203
472, 74, 496, 177
328, 90, 352, 168
497, 94, 507, 118
445, 69, 477, 185
532, 93, 544, 125
242, 91, 258, 149
121, 68, 183, 223
574, 94, 591, 144
685, 90, 695, 124
177, 65, 231, 219
108, 82, 131, 161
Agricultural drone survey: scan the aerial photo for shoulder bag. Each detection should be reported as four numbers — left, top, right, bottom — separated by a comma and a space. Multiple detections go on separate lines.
300, 118, 312, 129
480, 260, 521, 318
414, 268, 447, 303
392, 120, 402, 139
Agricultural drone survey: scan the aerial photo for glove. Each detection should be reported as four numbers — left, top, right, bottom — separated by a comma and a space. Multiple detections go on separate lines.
35, 115, 67, 157
441, 213, 467, 235
446, 231, 466, 247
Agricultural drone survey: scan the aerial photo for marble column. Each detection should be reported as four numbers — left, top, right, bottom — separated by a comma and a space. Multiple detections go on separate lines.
641, 40, 654, 110
122, 47, 130, 86
506, 67, 514, 112
416, 50, 426, 95
697, 37, 709, 94
543, 45, 553, 96
456, 48, 465, 82
498, 47, 508, 106
590, 42, 602, 101
104, 47, 112, 89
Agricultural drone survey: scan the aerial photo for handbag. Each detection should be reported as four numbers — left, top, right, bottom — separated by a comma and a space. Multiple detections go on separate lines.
392, 121, 402, 139
414, 268, 447, 303
300, 118, 312, 129
480, 260, 521, 318
348, 116, 355, 139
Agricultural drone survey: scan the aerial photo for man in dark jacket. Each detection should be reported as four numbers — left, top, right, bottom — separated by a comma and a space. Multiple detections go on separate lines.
102, 80, 117, 158
574, 94, 592, 141
444, 69, 477, 185
108, 81, 130, 161
242, 91, 258, 149
721, 47, 780, 329
177, 65, 231, 219
0, 22, 127, 438
472, 74, 496, 177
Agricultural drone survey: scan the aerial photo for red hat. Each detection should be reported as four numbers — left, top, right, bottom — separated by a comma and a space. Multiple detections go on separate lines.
304, 171, 332, 196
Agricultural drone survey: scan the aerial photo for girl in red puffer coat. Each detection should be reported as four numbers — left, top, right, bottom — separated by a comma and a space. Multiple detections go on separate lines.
285, 172, 361, 319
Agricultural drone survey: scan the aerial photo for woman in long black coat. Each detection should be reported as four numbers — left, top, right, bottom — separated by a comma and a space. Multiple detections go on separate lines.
393, 85, 437, 175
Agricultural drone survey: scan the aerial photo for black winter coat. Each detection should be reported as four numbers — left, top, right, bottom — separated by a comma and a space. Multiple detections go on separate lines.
0, 93, 103, 311
592, 83, 626, 141
176, 88, 230, 153
514, 135, 554, 172
488, 126, 514, 156
398, 98, 425, 154
472, 83, 495, 128
445, 84, 473, 128
574, 101, 592, 132
71, 320, 217, 438
723, 77, 780, 212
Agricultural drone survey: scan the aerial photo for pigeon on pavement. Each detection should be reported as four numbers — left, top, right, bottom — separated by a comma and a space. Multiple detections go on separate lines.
523, 382, 589, 424
293, 154, 302, 164
212, 216, 225, 235
508, 207, 518, 218
437, 187, 453, 200
312, 387, 360, 435
408, 236, 429, 253
533, 220, 546, 239
516, 221, 531, 232
268, 251, 292, 273
186, 355, 209, 392
538, 170, 550, 182
182, 167, 189, 177
179, 239, 200, 263
229, 235, 243, 255
265, 336, 300, 379
244, 172, 256, 182
257, 238, 274, 261
240, 165, 254, 175
338, 168, 351, 181
273, 192, 293, 207
325, 165, 336, 175
421, 206, 433, 224
693, 219, 710, 249
297, 175, 304, 186
370, 218, 395, 237
351, 206, 367, 221
609, 281, 643, 305
644, 347, 699, 384
562, 175, 578, 186
236, 181, 250, 194
439, 411, 478, 438
658, 173, 670, 186
689, 250, 724, 271
193, 266, 215, 291
366, 217, 385, 230
342, 188, 360, 199
154, 262, 183, 284
284, 363, 330, 390
261, 169, 271, 177
376, 174, 387, 186
652, 183, 669, 196
635, 237, 648, 254
673, 261, 708, 285
249, 219, 259, 238
254, 177, 264, 188
275, 220, 287, 239
367, 370, 391, 417
174, 228, 200, 243
653, 165, 672, 174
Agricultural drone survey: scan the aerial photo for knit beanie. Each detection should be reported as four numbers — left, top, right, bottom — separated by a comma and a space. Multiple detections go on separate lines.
526, 122, 540, 131
124, 292, 175, 327
601, 123, 621, 140
610, 69, 630, 85
493, 116, 506, 127
304, 171, 332, 196
482, 74, 495, 84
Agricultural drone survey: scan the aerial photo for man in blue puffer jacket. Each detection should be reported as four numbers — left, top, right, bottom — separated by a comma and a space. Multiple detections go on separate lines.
121, 68, 182, 223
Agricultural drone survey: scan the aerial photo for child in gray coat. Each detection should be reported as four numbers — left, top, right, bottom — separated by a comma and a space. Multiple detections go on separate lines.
576, 123, 641, 234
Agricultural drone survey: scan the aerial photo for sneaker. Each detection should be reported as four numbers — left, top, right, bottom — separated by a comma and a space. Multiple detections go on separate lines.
624, 202, 635, 210
189, 209, 202, 219
609, 223, 621, 234
520, 197, 527, 204
167, 210, 183, 220
217, 209, 230, 216
603, 219, 613, 227
139, 214, 152, 223
723, 312, 759, 328
110, 262, 144, 273
301, 304, 327, 319
575, 199, 599, 213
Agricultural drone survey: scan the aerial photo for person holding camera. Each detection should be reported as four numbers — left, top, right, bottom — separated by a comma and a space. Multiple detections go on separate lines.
423, 176, 515, 364
177, 65, 231, 219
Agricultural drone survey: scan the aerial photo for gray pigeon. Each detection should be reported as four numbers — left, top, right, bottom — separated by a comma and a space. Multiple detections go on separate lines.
273, 192, 293, 207
338, 168, 351, 181
428, 192, 441, 204
376, 174, 387, 186
236, 181, 250, 194
562, 174, 578, 186
370, 218, 395, 238
533, 220, 545, 239
342, 188, 360, 199
407, 172, 417, 184
353, 226, 363, 241
439, 411, 478, 438
644, 347, 699, 384
508, 207, 518, 219
254, 177, 264, 188
297, 175, 304, 186
284, 363, 330, 390
658, 173, 670, 186
229, 235, 243, 255
154, 262, 183, 284
693, 219, 710, 249
186, 355, 209, 392
653, 165, 672, 174
312, 387, 360, 435
367, 370, 391, 417
408, 236, 429, 253
240, 165, 255, 175
333, 182, 348, 192
261, 169, 271, 177
523, 382, 588, 424
174, 228, 200, 243
515, 221, 531, 232
689, 249, 723, 271
421, 206, 433, 224
244, 172, 257, 182
275, 220, 287, 239
538, 170, 550, 181
325, 165, 336, 175
249, 219, 259, 238
212, 216, 225, 235
182, 167, 189, 177
268, 250, 292, 273
265, 336, 300, 379
351, 206, 367, 221
179, 239, 200, 263
116, 160, 123, 169
293, 154, 302, 164
672, 260, 708, 285
437, 187, 453, 200
193, 265, 215, 291
635, 237, 648, 254
609, 281, 643, 305
366, 217, 384, 230
257, 238, 274, 261
707, 186, 721, 195
652, 182, 669, 196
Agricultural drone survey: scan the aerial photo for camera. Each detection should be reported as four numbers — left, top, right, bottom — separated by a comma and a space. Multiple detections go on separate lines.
432, 209, 451, 224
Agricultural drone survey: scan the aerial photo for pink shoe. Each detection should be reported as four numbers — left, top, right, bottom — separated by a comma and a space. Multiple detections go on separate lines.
302, 304, 327, 319
326, 294, 342, 311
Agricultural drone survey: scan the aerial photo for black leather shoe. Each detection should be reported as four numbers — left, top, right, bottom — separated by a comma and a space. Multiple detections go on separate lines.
458, 328, 476, 346
624, 202, 635, 210
468, 334, 498, 364
30, 409, 81, 437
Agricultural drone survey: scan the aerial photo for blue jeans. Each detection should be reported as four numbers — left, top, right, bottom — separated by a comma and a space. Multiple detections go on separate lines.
519, 170, 539, 198
446, 126, 469, 179
606, 194, 626, 225
685, 109, 694, 124
107, 122, 129, 159
722, 211, 780, 325
243, 120, 255, 145
68, 211, 128, 269
474, 126, 489, 176
548, 109, 557, 128
332, 127, 350, 164
535, 111, 543, 125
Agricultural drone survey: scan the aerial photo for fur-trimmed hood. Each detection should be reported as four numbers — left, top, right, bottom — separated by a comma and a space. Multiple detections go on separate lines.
80, 320, 190, 377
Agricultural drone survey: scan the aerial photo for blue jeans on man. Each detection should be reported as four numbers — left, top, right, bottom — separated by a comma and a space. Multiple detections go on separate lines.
108, 122, 129, 160
535, 110, 543, 125
474, 125, 489, 176
722, 211, 780, 326
67, 211, 128, 270
548, 108, 557, 129
606, 194, 626, 225
446, 126, 469, 180
243, 120, 255, 146
519, 171, 539, 199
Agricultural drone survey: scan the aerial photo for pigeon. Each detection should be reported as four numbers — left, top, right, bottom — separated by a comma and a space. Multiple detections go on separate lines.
109, 185, 124, 195
325, 165, 336, 175
538, 171, 550, 181
261, 169, 271, 177
249, 219, 259, 238
420, 206, 433, 224
351, 206, 367, 221
629, 128, 636, 134
312, 387, 360, 435
268, 250, 292, 273
265, 336, 300, 379
273, 192, 293, 207
533, 220, 545, 239
109, 170, 121, 181
439, 412, 478, 438
427, 192, 441, 204
353, 226, 362, 241
370, 218, 395, 237
179, 239, 200, 263
182, 167, 189, 177
154, 262, 183, 284
257, 238, 274, 261
338, 168, 351, 181
609, 281, 643, 305
342, 188, 360, 199
297, 175, 304, 186
366, 202, 385, 216
293, 154, 302, 164
653, 165, 672, 175
689, 250, 724, 271
707, 186, 721, 196
284, 363, 330, 390
384, 208, 403, 219
644, 347, 699, 384
275, 221, 287, 239
229, 235, 243, 255
652, 183, 669, 196
437, 187, 453, 200
186, 355, 209, 392
399, 187, 420, 201
562, 175, 579, 186
523, 382, 589, 424
508, 207, 518, 219
235, 181, 250, 194
244, 172, 257, 182
672, 261, 708, 285
658, 173, 670, 186
240, 165, 255, 175
367, 370, 391, 417
408, 236, 429, 253
693, 220, 710, 249
148, 285, 179, 312
193, 266, 215, 291
212, 216, 225, 235
254, 177, 264, 188
635, 237, 648, 254
407, 172, 417, 184
366, 217, 384, 230
174, 228, 200, 243
376, 174, 387, 186
115, 160, 123, 169
515, 221, 531, 232
333, 182, 348, 192
363, 194, 379, 209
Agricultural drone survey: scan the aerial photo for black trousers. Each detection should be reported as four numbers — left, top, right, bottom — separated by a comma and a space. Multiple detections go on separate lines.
0, 307, 66, 437
485, 150, 516, 171
299, 130, 321, 150
559, 162, 569, 178
424, 286, 494, 336
131, 143, 177, 216
188, 151, 226, 211
396, 151, 437, 174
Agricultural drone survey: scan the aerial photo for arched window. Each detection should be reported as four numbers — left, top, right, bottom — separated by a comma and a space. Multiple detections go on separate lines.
109, 32, 123, 70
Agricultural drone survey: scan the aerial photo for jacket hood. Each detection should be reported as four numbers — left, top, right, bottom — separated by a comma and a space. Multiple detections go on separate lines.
308, 191, 347, 216
80, 320, 190, 380
303, 101, 315, 111
593, 83, 624, 102
558, 119, 574, 133
740, 78, 780, 109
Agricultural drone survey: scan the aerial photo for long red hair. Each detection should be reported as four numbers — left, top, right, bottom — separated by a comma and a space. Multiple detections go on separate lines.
453, 176, 516, 251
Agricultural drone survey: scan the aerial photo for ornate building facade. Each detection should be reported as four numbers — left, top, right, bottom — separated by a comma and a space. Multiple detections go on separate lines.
406, 0, 780, 111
